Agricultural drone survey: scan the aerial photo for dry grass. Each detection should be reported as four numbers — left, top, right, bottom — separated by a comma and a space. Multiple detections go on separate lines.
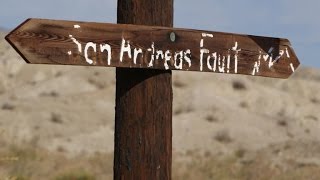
277, 119, 288, 127
173, 150, 320, 180
50, 113, 63, 124
310, 97, 320, 104
0, 142, 113, 180
174, 105, 194, 115
239, 101, 249, 109
214, 130, 233, 144
232, 80, 247, 90
205, 114, 218, 123
173, 80, 187, 88
54, 170, 95, 180
1, 143, 320, 180
305, 115, 318, 121
87, 78, 107, 90
1, 102, 15, 111
39, 91, 59, 97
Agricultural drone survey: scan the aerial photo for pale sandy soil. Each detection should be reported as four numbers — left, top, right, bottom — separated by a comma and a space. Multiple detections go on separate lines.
1, 31, 320, 179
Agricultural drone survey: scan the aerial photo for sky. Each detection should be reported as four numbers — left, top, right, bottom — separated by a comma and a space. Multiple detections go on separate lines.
1, 0, 319, 68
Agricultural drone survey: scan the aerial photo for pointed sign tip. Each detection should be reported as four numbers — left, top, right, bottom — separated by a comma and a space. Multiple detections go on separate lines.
4, 33, 11, 44
5, 18, 33, 43
5, 32, 16, 55
5, 18, 34, 64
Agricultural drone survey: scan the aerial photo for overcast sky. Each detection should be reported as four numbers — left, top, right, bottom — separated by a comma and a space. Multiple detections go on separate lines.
1, 0, 319, 68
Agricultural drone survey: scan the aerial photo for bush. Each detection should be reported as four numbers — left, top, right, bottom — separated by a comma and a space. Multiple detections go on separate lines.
232, 80, 247, 90
214, 130, 232, 143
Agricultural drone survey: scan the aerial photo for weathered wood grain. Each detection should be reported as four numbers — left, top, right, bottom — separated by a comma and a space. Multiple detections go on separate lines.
114, 0, 172, 180
6, 18, 300, 78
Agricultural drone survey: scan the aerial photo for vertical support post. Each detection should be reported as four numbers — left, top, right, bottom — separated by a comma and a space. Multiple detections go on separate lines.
115, 0, 173, 180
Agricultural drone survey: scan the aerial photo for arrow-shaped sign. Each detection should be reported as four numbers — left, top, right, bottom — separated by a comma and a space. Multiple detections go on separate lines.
6, 18, 300, 78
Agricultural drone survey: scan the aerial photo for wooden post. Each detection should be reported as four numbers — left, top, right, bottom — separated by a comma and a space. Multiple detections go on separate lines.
114, 0, 173, 179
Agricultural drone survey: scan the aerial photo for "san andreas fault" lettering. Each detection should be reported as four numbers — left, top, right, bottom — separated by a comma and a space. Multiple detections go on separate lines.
67, 26, 291, 74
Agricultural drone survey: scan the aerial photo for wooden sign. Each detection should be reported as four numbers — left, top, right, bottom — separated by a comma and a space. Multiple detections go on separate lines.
6, 18, 300, 78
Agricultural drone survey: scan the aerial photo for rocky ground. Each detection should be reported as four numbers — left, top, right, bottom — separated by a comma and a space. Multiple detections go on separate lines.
1, 31, 320, 179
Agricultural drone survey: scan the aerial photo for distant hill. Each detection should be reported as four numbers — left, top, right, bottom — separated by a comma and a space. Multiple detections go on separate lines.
0, 30, 6, 36
0, 26, 8, 32
0, 28, 8, 38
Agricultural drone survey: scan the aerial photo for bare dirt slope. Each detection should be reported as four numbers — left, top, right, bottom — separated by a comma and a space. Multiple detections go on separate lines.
1, 31, 320, 179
